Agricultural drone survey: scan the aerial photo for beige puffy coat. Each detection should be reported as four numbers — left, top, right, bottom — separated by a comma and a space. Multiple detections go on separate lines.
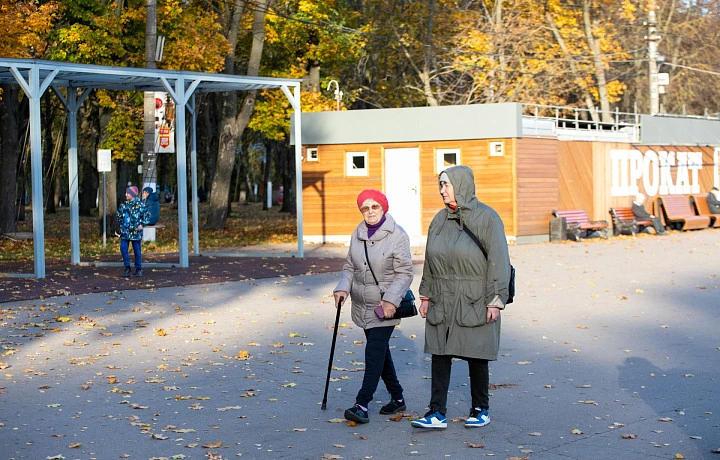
334, 213, 414, 330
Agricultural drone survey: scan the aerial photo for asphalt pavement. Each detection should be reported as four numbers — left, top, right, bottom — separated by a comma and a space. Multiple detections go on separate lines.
1, 230, 719, 460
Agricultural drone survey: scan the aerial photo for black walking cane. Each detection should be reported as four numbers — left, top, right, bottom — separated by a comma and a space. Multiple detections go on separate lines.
321, 296, 344, 410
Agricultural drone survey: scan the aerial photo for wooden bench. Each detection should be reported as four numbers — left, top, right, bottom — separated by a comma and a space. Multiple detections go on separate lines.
552, 209, 609, 240
690, 194, 720, 228
608, 207, 654, 236
656, 195, 710, 230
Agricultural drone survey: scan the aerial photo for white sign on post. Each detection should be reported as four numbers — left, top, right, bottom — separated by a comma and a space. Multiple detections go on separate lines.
97, 149, 112, 248
97, 149, 112, 172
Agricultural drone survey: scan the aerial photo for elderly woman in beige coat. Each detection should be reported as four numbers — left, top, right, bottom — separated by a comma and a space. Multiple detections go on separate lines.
334, 189, 413, 424
411, 165, 511, 430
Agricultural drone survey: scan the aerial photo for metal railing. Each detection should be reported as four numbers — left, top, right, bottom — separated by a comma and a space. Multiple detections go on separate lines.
522, 103, 640, 132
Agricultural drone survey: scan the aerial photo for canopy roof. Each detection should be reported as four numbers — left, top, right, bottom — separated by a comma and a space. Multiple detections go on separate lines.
0, 58, 305, 278
0, 58, 301, 93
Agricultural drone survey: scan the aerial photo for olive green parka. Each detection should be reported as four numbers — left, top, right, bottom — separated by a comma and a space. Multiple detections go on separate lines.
419, 165, 511, 360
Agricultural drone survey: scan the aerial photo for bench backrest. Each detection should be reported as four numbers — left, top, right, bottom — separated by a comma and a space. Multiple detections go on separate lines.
657, 195, 693, 218
690, 194, 712, 216
553, 209, 591, 225
610, 207, 635, 221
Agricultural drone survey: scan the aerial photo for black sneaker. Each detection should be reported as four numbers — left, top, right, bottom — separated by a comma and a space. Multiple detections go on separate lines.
135, 269, 143, 277
379, 399, 406, 415
123, 267, 131, 277
344, 404, 369, 423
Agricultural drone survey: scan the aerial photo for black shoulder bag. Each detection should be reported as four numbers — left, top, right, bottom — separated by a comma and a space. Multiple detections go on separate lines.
461, 224, 516, 304
363, 240, 418, 319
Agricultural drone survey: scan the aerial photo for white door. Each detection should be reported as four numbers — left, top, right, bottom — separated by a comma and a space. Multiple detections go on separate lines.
384, 148, 421, 239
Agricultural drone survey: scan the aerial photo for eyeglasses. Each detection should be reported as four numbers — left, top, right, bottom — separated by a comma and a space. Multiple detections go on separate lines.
360, 204, 382, 213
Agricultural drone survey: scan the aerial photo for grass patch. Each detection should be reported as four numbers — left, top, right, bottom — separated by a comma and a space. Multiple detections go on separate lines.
0, 202, 297, 262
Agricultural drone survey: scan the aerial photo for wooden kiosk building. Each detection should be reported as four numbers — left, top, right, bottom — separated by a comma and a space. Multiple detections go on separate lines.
298, 103, 720, 245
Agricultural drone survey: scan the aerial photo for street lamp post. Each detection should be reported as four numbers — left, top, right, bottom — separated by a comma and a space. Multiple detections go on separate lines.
326, 80, 343, 111
647, 0, 661, 115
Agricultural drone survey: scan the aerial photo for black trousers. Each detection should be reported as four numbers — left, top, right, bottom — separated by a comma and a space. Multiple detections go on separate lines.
650, 216, 665, 234
355, 325, 403, 407
430, 354, 489, 415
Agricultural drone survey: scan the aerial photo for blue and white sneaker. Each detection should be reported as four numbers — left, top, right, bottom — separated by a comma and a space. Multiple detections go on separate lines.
465, 407, 490, 428
411, 410, 447, 429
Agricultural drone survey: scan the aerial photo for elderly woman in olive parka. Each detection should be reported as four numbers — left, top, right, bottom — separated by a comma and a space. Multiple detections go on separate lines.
413, 165, 511, 429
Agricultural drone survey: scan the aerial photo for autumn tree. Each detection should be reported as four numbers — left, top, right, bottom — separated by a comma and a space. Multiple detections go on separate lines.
243, 0, 363, 211
0, 0, 60, 233
204, 0, 270, 229
344, 0, 562, 108
653, 0, 720, 115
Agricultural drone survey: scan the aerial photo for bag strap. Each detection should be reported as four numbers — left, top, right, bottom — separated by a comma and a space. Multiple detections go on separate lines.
461, 223, 488, 260
363, 240, 380, 287
446, 209, 488, 259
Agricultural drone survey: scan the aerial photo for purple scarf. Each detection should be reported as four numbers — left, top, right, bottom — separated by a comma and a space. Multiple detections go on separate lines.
366, 215, 387, 239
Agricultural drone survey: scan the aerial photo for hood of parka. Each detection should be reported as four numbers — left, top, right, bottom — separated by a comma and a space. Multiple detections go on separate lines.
440, 165, 478, 210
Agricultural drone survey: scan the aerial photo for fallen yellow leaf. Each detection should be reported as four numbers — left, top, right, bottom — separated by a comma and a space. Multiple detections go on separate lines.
237, 350, 250, 360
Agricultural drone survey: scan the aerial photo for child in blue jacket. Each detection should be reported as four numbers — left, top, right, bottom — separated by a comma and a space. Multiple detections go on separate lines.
116, 186, 150, 276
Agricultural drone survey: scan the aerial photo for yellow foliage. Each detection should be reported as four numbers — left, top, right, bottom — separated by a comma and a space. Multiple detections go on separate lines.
0, 0, 60, 58
158, 0, 229, 72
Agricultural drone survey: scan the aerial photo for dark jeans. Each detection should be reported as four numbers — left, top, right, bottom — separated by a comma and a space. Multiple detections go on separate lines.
120, 239, 142, 270
430, 354, 489, 415
650, 216, 665, 234
355, 325, 403, 408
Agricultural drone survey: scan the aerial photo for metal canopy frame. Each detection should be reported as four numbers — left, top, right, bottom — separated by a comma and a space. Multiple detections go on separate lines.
0, 58, 305, 278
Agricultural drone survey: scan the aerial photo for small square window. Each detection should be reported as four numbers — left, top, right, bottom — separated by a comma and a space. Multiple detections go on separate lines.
489, 141, 504, 157
436, 149, 460, 174
306, 147, 318, 161
346, 151, 368, 177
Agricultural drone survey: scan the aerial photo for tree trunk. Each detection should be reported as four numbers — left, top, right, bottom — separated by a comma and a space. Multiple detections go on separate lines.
0, 84, 22, 233
79, 158, 96, 217
245, 171, 254, 203
421, 0, 438, 108
205, 0, 268, 229
43, 94, 57, 214
97, 107, 117, 234
206, 90, 238, 227
261, 142, 272, 211
582, 0, 612, 122
278, 142, 293, 214
546, 11, 599, 121
16, 155, 28, 222
54, 173, 62, 209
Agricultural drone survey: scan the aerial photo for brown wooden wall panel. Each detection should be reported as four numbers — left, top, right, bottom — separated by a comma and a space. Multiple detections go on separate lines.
633, 145, 717, 195
591, 142, 629, 221
302, 144, 384, 237
468, 142, 515, 235
558, 141, 594, 216
303, 138, 718, 240
302, 139, 515, 239
694, 146, 717, 192
516, 138, 559, 236
418, 139, 515, 236
591, 144, 718, 218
